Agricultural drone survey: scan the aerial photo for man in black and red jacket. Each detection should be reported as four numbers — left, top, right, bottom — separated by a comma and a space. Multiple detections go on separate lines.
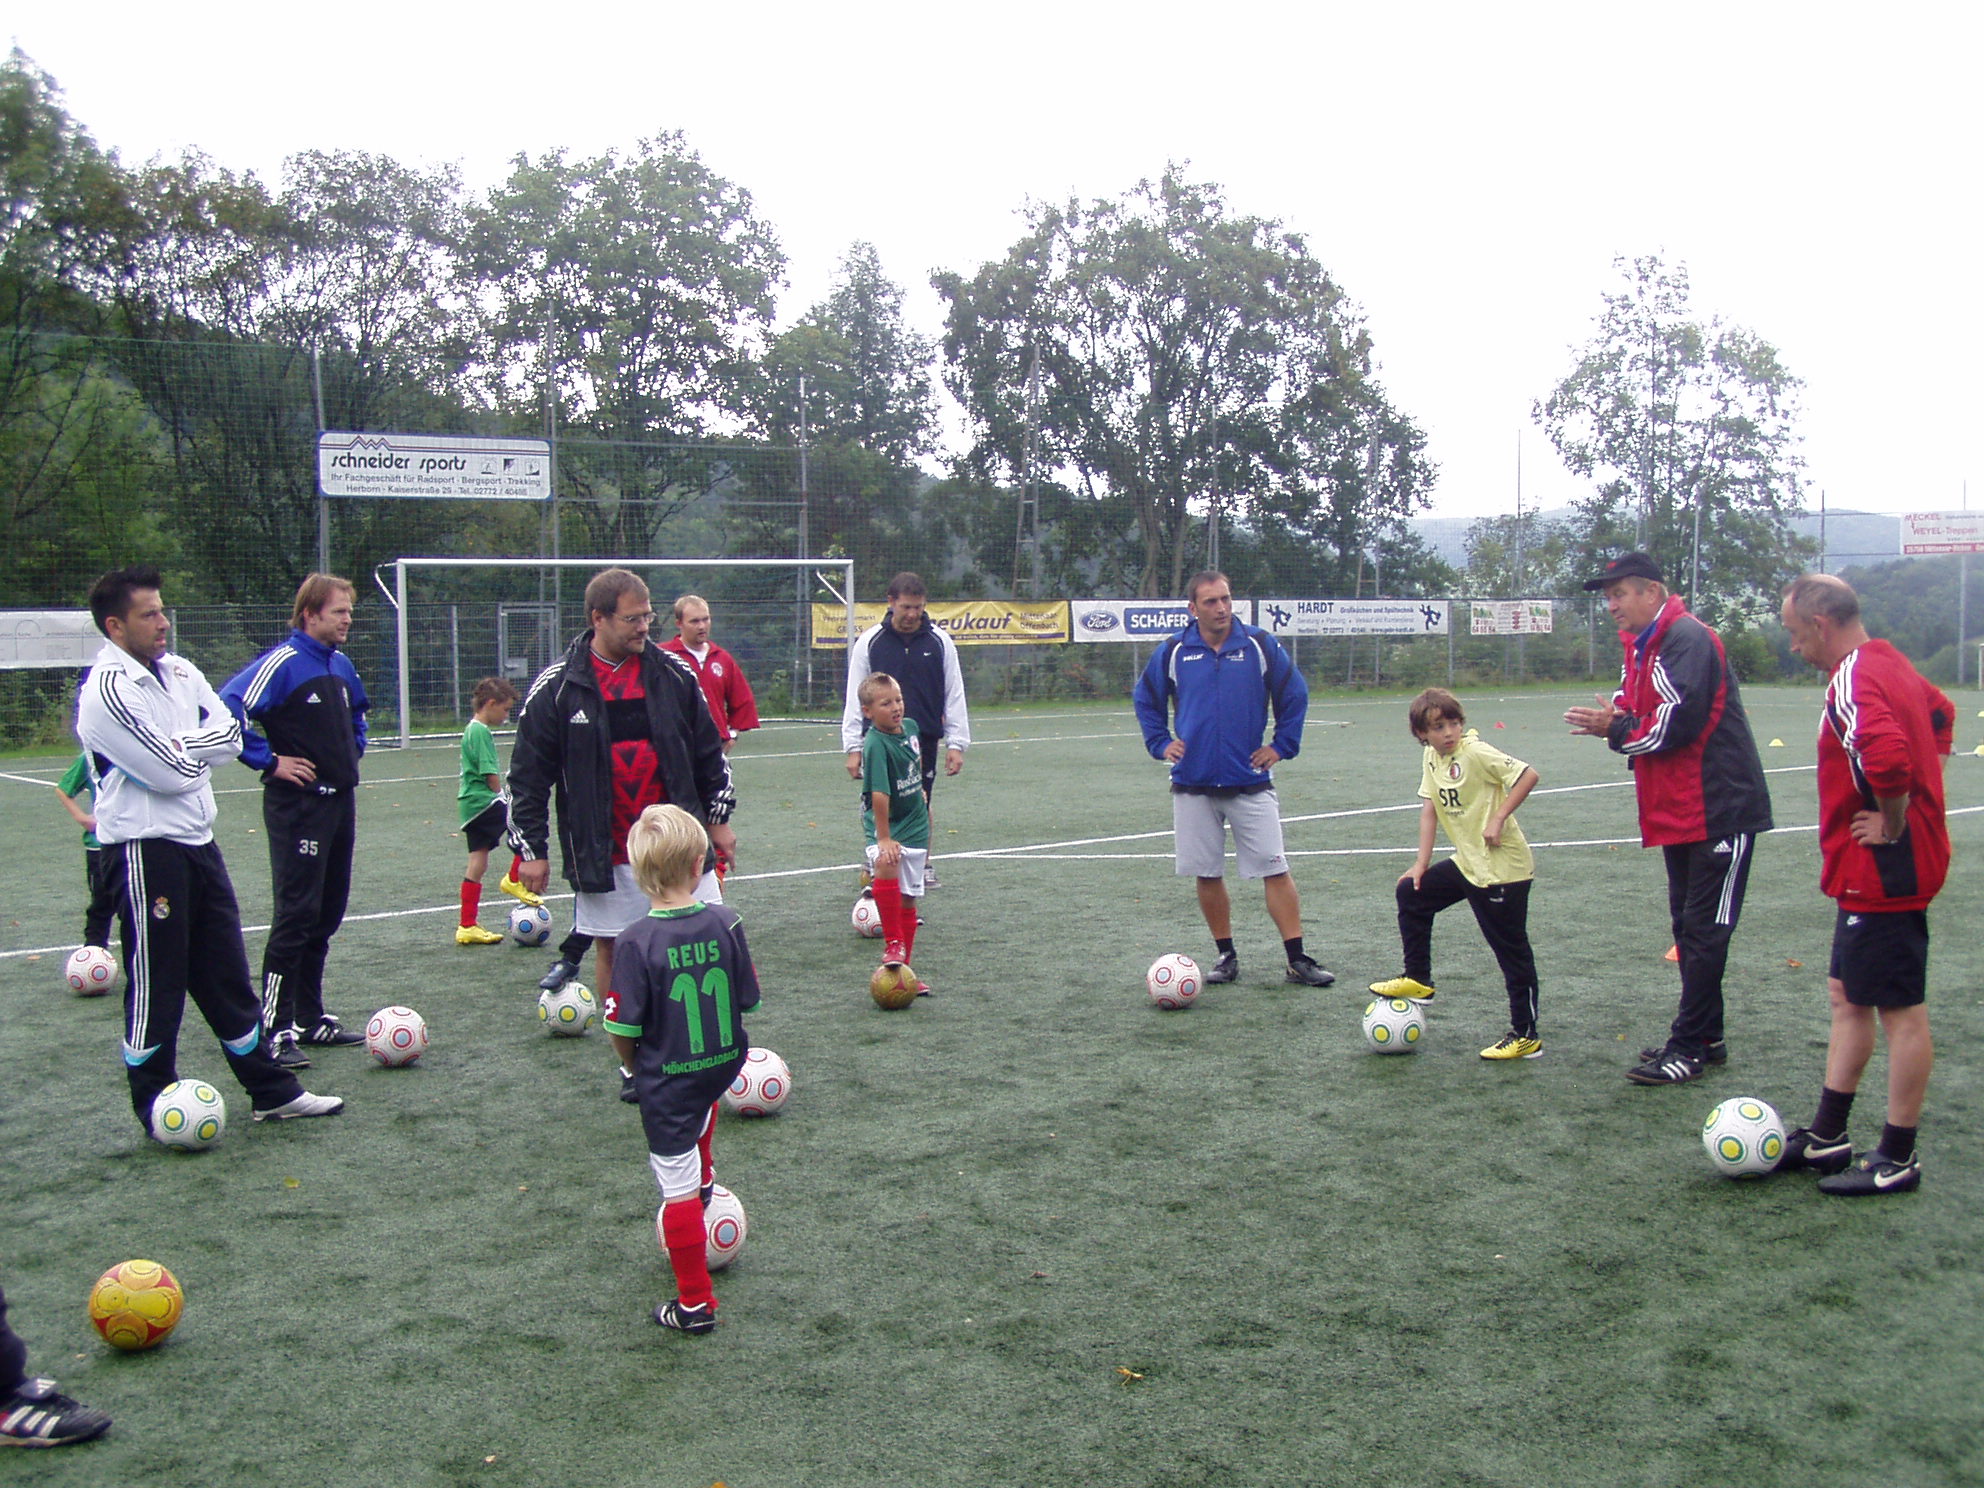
1566, 552, 1773, 1085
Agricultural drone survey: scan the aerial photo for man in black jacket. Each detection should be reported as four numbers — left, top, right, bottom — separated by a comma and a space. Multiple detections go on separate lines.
508, 569, 737, 1099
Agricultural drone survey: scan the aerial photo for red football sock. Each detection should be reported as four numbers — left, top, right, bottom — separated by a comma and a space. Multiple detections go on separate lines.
459, 878, 482, 928
872, 876, 906, 948
660, 1197, 715, 1310
509, 854, 524, 881
902, 897, 919, 962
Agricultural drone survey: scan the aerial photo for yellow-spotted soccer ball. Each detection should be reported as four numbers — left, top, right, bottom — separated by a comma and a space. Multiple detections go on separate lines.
149, 1079, 227, 1151
1361, 997, 1425, 1054
88, 1259, 184, 1351
537, 980, 597, 1036
1702, 1096, 1786, 1178
869, 963, 920, 1010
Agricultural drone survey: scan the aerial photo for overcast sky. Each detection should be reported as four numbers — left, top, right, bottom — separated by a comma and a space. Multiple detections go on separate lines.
11, 2, 1978, 525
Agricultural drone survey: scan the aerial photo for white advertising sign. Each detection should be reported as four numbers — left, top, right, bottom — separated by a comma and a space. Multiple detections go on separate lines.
1069, 599, 1255, 642
1470, 600, 1556, 636
1256, 598, 1449, 637
318, 432, 552, 501
1899, 511, 1984, 556
0, 610, 100, 669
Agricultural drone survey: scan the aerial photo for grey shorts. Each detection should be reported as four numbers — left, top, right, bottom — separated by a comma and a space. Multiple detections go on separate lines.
1172, 788, 1289, 879
576, 862, 723, 937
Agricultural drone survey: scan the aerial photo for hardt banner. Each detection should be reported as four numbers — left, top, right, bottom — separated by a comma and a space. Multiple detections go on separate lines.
1256, 598, 1450, 637
811, 601, 1071, 648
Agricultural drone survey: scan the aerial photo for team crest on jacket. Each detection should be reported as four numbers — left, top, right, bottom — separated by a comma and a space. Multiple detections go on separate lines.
1447, 760, 1462, 780
710, 661, 725, 678
151, 896, 171, 921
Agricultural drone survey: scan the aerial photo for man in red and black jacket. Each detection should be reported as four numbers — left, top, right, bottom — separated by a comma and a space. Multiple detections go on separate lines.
1566, 552, 1773, 1085
1775, 574, 1951, 1196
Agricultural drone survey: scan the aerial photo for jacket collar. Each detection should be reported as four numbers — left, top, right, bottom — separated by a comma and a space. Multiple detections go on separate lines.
287, 627, 338, 663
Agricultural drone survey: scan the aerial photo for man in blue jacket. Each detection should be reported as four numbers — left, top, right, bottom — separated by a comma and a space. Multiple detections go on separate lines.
219, 574, 369, 1071
1132, 572, 1334, 987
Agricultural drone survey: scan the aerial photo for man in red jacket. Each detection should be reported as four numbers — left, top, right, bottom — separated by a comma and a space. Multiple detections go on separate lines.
1775, 574, 1952, 1196
1566, 552, 1774, 1084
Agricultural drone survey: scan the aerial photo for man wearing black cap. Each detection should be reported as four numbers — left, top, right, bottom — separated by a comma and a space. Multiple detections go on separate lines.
1565, 552, 1773, 1084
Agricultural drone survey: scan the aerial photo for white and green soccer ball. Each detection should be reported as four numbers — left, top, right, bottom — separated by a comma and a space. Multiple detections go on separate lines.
537, 980, 596, 1037
1361, 997, 1425, 1054
1702, 1096, 1785, 1178
150, 1079, 227, 1151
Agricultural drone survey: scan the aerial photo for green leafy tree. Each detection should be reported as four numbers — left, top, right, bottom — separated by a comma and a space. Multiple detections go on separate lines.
934, 167, 1435, 598
1464, 511, 1577, 596
1534, 253, 1809, 622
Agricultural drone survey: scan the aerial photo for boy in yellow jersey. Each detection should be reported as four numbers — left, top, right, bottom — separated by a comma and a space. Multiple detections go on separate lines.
1371, 688, 1543, 1060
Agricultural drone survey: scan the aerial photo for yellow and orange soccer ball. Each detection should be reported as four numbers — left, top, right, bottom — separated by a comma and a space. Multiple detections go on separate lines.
88, 1259, 183, 1351
869, 963, 919, 1010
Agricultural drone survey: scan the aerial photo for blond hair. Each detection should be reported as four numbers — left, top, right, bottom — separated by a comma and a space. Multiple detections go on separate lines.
857, 671, 900, 708
626, 804, 709, 899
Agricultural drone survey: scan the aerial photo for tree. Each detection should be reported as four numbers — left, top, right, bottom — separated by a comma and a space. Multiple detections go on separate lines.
461, 134, 784, 556
1534, 253, 1809, 622
1464, 511, 1577, 596
934, 167, 1435, 598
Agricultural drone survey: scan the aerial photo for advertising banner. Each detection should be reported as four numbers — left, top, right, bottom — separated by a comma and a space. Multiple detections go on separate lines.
0, 610, 99, 669
1899, 512, 1984, 556
1469, 600, 1556, 636
811, 601, 1070, 648
1256, 598, 1449, 637
1068, 599, 1255, 642
318, 432, 552, 500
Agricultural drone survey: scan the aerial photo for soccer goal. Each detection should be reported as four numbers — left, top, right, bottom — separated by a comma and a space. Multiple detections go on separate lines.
375, 556, 855, 748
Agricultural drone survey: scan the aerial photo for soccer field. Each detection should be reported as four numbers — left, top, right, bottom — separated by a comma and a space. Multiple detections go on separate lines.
3, 685, 1982, 1488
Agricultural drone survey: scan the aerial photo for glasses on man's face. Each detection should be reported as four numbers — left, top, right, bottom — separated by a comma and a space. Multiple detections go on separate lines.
614, 610, 655, 626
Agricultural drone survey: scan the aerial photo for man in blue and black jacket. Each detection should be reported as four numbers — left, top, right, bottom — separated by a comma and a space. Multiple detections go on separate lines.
219, 573, 370, 1071
1133, 571, 1335, 988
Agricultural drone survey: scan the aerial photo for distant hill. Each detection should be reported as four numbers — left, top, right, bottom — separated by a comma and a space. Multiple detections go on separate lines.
1415, 507, 1908, 578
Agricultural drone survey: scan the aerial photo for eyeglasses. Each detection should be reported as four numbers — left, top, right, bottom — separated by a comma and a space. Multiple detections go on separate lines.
612, 610, 655, 625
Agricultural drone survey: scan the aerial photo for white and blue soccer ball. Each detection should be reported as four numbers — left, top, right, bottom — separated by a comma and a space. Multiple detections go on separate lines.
721, 1048, 792, 1116
1361, 997, 1425, 1053
1702, 1096, 1786, 1178
537, 980, 596, 1036
150, 1079, 227, 1151
65, 944, 119, 996
509, 903, 554, 946
1145, 953, 1201, 1010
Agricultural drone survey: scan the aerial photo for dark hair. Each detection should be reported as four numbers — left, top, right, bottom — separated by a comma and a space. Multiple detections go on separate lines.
584, 568, 649, 623
88, 565, 164, 636
290, 573, 355, 630
1185, 570, 1230, 603
886, 572, 926, 601
1407, 687, 1465, 738
472, 676, 520, 709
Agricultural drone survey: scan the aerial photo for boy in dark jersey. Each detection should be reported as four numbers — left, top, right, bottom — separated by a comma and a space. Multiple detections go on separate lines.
858, 673, 930, 987
605, 804, 760, 1334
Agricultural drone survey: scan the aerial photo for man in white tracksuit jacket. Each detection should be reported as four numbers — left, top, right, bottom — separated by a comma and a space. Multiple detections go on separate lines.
74, 565, 344, 1134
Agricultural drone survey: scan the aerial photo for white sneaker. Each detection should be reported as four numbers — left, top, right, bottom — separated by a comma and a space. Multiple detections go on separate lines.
252, 1090, 345, 1122
924, 865, 942, 889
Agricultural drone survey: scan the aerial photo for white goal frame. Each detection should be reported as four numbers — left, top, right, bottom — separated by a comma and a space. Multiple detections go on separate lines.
379, 556, 855, 748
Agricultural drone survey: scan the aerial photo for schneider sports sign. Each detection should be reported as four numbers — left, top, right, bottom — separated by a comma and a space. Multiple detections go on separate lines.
318, 432, 551, 501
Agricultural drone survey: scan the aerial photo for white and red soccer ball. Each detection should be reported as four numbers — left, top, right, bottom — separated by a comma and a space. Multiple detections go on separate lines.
851, 892, 884, 938
65, 945, 119, 995
721, 1048, 792, 1117
655, 1184, 748, 1272
365, 1005, 429, 1067
1145, 953, 1201, 1010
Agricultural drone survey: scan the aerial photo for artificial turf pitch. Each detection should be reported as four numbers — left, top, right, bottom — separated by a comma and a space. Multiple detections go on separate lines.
2, 686, 1982, 1487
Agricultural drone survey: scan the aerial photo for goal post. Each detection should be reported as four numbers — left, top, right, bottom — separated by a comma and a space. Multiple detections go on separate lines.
380, 556, 855, 749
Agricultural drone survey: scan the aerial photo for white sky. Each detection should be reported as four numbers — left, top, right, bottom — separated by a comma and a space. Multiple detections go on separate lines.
11, 2, 1978, 523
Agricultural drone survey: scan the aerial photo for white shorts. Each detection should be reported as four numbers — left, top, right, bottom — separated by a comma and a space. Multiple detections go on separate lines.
1172, 788, 1289, 879
864, 842, 929, 897
575, 862, 722, 937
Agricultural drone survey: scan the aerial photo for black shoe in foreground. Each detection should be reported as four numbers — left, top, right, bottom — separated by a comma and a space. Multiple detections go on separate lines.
0, 1377, 112, 1447
1775, 1127, 1853, 1175
1203, 951, 1239, 984
1817, 1149, 1921, 1196
538, 958, 581, 993
299, 1016, 364, 1047
1285, 955, 1336, 988
653, 1299, 716, 1334
618, 1073, 638, 1104
1625, 1049, 1704, 1085
1640, 1039, 1727, 1065
271, 1032, 312, 1071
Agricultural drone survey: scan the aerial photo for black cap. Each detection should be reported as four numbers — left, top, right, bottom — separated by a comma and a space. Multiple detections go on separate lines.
1581, 551, 1664, 592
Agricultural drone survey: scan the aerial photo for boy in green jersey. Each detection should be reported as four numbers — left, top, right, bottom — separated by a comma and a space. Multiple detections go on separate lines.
456, 677, 534, 945
54, 751, 116, 949
858, 673, 930, 988
1370, 688, 1544, 1060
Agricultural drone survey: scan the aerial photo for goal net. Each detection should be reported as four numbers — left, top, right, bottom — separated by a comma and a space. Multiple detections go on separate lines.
376, 556, 855, 748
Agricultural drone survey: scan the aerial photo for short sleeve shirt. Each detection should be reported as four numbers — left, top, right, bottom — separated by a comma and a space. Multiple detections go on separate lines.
862, 719, 929, 848
458, 719, 501, 825
59, 752, 100, 850
1418, 730, 1534, 887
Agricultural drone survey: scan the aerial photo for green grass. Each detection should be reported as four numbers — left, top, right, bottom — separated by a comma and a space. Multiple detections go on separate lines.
3, 686, 1983, 1487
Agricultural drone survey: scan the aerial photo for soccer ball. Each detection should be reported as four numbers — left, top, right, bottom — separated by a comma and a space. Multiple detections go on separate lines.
721, 1048, 792, 1116
1145, 953, 1201, 1010
870, 963, 919, 1010
1702, 1096, 1786, 1178
1361, 997, 1425, 1054
537, 980, 597, 1036
66, 945, 119, 995
149, 1079, 226, 1151
851, 891, 884, 938
365, 1005, 429, 1067
654, 1185, 749, 1272
88, 1259, 183, 1351
509, 903, 553, 946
